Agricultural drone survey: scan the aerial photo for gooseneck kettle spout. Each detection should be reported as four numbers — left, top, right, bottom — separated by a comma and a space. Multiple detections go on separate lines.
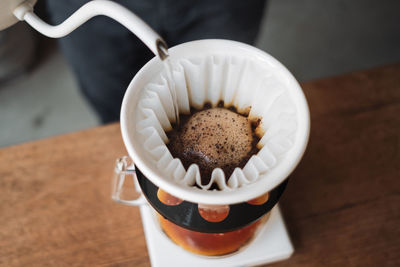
13, 0, 169, 60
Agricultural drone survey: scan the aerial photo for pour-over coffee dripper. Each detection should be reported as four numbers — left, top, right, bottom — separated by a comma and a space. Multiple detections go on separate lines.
115, 39, 310, 257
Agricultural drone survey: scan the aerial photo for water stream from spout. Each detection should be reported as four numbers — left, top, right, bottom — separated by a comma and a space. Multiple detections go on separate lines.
163, 56, 180, 125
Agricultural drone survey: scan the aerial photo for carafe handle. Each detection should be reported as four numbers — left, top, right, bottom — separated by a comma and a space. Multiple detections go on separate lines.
112, 156, 147, 206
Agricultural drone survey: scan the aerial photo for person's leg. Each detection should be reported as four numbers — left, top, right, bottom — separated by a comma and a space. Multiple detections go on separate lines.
46, 0, 158, 123
160, 0, 267, 46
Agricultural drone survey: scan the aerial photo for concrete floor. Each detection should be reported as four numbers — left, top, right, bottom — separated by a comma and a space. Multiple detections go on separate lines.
0, 0, 399, 147
0, 49, 99, 147
257, 0, 400, 81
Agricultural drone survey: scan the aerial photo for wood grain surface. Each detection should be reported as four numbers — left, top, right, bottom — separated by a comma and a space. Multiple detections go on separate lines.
1, 64, 399, 266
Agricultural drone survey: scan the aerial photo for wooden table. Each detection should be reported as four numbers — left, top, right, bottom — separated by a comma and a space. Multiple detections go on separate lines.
1, 64, 399, 266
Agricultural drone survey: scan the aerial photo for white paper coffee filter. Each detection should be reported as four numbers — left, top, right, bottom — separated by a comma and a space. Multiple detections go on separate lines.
135, 54, 297, 191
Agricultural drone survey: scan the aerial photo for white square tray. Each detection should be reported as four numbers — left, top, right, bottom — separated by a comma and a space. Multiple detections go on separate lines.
139, 204, 294, 267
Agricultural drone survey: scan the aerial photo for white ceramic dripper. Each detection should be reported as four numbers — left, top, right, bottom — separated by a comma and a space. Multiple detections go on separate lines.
119, 40, 310, 206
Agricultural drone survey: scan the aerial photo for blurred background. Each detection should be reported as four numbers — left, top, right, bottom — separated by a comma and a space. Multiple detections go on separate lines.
0, 0, 399, 147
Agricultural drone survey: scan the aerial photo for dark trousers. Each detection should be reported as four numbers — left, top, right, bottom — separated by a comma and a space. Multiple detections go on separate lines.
47, 0, 267, 123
